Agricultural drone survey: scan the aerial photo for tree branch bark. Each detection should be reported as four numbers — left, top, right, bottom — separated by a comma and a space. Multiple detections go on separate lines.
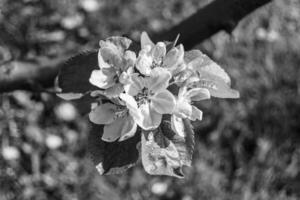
0, 0, 272, 93
152, 0, 272, 49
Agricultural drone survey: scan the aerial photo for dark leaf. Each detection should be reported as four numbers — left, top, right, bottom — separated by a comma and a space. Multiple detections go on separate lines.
141, 128, 184, 178
88, 122, 140, 175
58, 50, 99, 93
72, 94, 97, 116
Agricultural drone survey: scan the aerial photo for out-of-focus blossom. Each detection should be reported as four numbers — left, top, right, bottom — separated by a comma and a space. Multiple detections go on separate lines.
80, 0, 103, 12
2, 146, 20, 160
61, 14, 84, 29
46, 135, 63, 150
55, 102, 77, 122
151, 182, 168, 195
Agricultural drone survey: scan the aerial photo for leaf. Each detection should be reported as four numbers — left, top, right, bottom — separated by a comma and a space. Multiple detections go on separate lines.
58, 50, 99, 93
56, 93, 84, 100
189, 53, 231, 85
88, 122, 140, 175
184, 50, 202, 64
141, 128, 184, 178
161, 118, 195, 167
189, 77, 240, 99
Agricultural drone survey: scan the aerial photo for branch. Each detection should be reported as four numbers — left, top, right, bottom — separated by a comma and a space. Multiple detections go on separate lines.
153, 0, 272, 49
0, 0, 272, 93
0, 57, 64, 93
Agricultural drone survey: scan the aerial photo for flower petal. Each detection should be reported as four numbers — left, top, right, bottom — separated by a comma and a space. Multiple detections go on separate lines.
98, 50, 111, 69
151, 90, 176, 114
119, 115, 138, 142
136, 51, 153, 76
171, 115, 185, 137
137, 102, 162, 130
102, 36, 132, 51
119, 93, 139, 118
102, 121, 122, 142
190, 106, 203, 121
119, 67, 134, 85
122, 50, 137, 71
89, 103, 116, 124
102, 114, 137, 142
151, 42, 166, 63
89, 69, 116, 89
124, 74, 145, 96
100, 46, 123, 68
147, 67, 171, 92
141, 32, 154, 49
163, 44, 184, 70
185, 88, 211, 101
102, 83, 124, 98
174, 99, 192, 119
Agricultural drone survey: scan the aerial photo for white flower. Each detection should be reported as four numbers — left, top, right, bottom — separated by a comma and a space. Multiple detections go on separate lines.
89, 103, 137, 142
120, 67, 176, 130
136, 32, 186, 76
171, 87, 210, 137
89, 37, 136, 98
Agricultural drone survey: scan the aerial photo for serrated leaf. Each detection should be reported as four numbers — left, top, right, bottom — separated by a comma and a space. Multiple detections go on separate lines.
161, 118, 195, 167
189, 77, 240, 99
58, 50, 99, 93
185, 50, 231, 85
141, 128, 184, 178
88, 122, 140, 175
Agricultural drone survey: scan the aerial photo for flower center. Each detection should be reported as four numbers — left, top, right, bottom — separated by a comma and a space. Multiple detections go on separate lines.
151, 59, 163, 69
135, 87, 152, 107
114, 106, 128, 119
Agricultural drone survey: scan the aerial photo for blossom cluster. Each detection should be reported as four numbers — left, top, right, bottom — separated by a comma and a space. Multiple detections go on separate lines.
86, 32, 212, 142
56, 32, 239, 177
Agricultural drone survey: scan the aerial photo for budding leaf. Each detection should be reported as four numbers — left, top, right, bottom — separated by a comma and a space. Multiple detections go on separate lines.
185, 50, 239, 98
141, 128, 184, 178
88, 122, 140, 175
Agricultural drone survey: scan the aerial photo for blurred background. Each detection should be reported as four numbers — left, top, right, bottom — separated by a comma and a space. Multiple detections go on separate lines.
0, 0, 300, 199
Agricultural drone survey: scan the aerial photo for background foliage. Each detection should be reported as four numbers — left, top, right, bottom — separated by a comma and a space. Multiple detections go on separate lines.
0, 0, 300, 199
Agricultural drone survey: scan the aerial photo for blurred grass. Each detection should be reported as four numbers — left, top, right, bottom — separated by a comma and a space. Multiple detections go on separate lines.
0, 0, 300, 199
